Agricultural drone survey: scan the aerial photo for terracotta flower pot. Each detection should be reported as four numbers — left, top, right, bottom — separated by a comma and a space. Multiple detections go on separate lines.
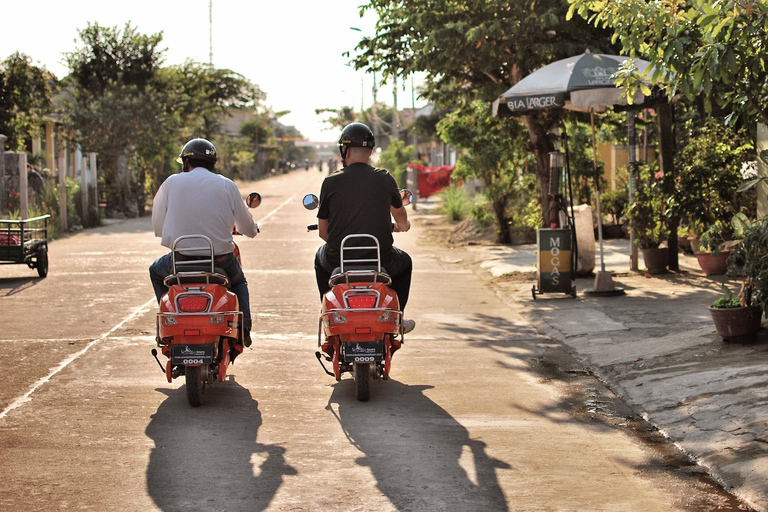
695, 250, 730, 276
641, 247, 669, 274
709, 305, 763, 343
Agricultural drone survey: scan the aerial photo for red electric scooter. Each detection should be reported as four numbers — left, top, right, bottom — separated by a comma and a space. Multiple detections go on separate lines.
151, 192, 260, 407
303, 190, 411, 401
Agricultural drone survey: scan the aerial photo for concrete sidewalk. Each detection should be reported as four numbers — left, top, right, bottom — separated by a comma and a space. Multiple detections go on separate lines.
465, 235, 768, 511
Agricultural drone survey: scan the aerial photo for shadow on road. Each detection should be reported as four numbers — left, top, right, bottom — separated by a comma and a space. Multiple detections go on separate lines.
146, 378, 296, 511
0, 276, 41, 296
328, 380, 511, 511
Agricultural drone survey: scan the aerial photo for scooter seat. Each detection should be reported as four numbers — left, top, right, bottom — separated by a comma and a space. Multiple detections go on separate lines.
330, 266, 391, 286
165, 266, 230, 287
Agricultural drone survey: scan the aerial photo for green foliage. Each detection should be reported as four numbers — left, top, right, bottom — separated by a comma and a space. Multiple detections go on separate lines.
0, 52, 56, 151
568, 0, 768, 125
712, 284, 741, 309
438, 184, 472, 222
628, 162, 673, 249
470, 199, 495, 228
674, 118, 754, 231
24, 176, 84, 237
163, 61, 264, 140
378, 139, 415, 187
727, 215, 768, 311
354, 0, 618, 226
61, 22, 269, 215
698, 220, 733, 253
316, 106, 357, 132
600, 187, 629, 225
437, 100, 533, 243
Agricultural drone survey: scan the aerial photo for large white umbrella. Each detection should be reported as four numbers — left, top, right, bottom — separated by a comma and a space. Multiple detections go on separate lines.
493, 50, 655, 117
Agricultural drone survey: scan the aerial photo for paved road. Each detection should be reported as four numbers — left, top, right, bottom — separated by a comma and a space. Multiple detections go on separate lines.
0, 170, 749, 511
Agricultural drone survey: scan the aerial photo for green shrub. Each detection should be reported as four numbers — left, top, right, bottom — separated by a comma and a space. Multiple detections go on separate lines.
470, 199, 494, 228
438, 184, 471, 221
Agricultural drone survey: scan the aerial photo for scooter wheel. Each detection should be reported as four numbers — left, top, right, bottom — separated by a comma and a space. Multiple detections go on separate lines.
353, 362, 371, 402
185, 365, 206, 406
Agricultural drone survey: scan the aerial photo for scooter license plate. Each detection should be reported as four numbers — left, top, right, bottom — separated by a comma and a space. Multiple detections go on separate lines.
171, 344, 214, 365
343, 341, 384, 363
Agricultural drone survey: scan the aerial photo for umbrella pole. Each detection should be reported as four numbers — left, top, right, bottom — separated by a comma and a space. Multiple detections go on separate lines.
591, 110, 606, 272
584, 111, 624, 296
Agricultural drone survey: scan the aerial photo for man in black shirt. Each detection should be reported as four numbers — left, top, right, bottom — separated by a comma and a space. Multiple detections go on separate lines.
314, 122, 415, 334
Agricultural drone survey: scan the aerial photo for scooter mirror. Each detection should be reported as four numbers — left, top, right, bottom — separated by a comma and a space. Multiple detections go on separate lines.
302, 194, 319, 210
246, 192, 261, 208
400, 189, 413, 206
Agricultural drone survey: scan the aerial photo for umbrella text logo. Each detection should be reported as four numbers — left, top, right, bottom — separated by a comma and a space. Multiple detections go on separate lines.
582, 66, 618, 86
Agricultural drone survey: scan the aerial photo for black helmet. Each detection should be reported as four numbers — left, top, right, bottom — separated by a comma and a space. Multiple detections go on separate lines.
338, 122, 375, 158
177, 138, 218, 165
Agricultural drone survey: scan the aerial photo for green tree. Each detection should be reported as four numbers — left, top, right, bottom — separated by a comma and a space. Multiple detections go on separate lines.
62, 22, 167, 216
164, 60, 265, 140
437, 100, 532, 243
316, 106, 357, 132
378, 139, 415, 188
355, 0, 616, 224
568, 0, 768, 125
0, 52, 56, 151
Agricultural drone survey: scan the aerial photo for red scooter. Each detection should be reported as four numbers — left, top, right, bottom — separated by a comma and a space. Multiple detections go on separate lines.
151, 192, 260, 407
303, 191, 411, 401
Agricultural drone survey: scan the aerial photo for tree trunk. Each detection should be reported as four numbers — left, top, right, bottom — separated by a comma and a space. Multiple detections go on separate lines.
493, 199, 511, 244
522, 114, 555, 227
656, 102, 678, 271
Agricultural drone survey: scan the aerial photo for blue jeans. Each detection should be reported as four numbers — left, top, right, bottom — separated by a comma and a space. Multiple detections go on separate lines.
149, 252, 252, 332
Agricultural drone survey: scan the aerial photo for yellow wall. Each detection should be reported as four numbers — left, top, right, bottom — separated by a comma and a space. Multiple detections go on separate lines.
597, 143, 657, 190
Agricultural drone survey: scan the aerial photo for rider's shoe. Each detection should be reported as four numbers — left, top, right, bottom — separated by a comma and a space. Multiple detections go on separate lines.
244, 329, 252, 347
402, 319, 416, 334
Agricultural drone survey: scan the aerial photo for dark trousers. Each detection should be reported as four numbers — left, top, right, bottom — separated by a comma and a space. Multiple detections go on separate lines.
314, 244, 412, 312
149, 252, 252, 332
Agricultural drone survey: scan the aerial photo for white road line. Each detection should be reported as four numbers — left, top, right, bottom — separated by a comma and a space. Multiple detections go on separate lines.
254, 191, 301, 227
0, 297, 156, 420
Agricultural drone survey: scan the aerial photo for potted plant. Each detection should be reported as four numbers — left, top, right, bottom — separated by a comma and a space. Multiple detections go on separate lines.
708, 213, 768, 342
673, 119, 753, 272
695, 221, 733, 276
628, 162, 672, 273
599, 187, 629, 239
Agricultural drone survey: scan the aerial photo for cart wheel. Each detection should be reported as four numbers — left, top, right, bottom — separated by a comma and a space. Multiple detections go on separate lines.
36, 247, 48, 278
531, 285, 537, 300
570, 285, 577, 298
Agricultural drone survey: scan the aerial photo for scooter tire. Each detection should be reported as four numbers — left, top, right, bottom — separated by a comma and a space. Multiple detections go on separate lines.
185, 365, 206, 407
353, 362, 371, 402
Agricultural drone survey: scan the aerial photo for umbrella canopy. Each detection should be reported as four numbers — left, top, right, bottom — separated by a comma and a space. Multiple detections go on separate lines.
492, 51, 655, 117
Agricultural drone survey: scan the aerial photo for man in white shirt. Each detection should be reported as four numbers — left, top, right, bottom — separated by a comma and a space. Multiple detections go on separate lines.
149, 138, 259, 346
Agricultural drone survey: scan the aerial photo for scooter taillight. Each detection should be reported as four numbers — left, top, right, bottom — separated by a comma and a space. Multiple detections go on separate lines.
347, 295, 377, 308
177, 294, 211, 313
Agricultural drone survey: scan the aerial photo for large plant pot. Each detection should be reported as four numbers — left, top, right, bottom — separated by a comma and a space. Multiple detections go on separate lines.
641, 247, 669, 274
709, 305, 763, 343
678, 236, 692, 253
695, 250, 730, 276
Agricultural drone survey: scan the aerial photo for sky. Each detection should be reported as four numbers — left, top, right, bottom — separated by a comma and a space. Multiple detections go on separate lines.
0, 0, 427, 142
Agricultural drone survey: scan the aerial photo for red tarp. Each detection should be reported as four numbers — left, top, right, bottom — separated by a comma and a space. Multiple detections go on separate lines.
409, 164, 454, 198
0, 233, 20, 245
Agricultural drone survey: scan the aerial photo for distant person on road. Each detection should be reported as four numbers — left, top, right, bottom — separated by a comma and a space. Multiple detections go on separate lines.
313, 122, 415, 334
149, 138, 259, 347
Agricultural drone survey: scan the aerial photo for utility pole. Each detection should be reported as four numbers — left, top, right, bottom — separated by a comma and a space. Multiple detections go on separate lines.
209, 0, 213, 65
392, 76, 400, 142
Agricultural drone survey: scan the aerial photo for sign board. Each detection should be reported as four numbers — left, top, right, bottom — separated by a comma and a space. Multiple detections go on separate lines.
537, 228, 573, 294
